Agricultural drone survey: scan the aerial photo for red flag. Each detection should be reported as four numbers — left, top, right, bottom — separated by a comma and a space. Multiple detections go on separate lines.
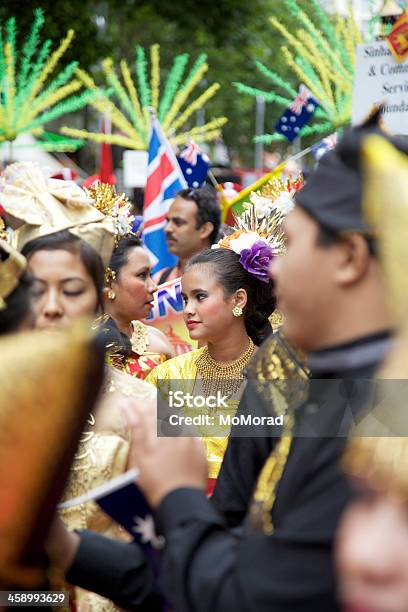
99, 115, 115, 184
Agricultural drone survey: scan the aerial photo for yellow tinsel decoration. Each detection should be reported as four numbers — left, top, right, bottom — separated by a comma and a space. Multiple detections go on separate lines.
150, 44, 160, 111
61, 45, 226, 151
24, 80, 82, 122
25, 30, 75, 107
120, 59, 145, 136
162, 62, 208, 131
170, 83, 221, 132
60, 127, 139, 149
4, 43, 15, 134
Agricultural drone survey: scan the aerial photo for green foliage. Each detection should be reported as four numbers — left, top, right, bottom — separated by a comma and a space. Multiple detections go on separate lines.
0, 0, 299, 164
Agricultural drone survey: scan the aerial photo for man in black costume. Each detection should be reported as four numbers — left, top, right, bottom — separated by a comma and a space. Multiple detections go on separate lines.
47, 114, 408, 611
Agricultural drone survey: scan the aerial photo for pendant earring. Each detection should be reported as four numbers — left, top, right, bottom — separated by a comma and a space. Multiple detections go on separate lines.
232, 306, 243, 317
108, 289, 116, 301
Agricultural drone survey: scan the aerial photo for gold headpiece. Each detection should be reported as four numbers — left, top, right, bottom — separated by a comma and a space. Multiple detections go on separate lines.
362, 135, 408, 326
246, 175, 303, 222
217, 175, 303, 255
0, 163, 115, 266
0, 238, 26, 311
342, 134, 408, 498
0, 321, 103, 587
85, 183, 137, 244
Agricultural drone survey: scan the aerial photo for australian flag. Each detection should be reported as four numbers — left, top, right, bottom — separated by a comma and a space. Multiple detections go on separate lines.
177, 141, 210, 188
143, 117, 187, 274
275, 85, 319, 142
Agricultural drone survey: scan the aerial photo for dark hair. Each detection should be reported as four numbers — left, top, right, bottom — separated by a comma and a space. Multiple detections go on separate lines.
315, 221, 377, 256
0, 271, 32, 334
21, 230, 105, 311
108, 235, 143, 278
186, 248, 276, 346
178, 187, 221, 245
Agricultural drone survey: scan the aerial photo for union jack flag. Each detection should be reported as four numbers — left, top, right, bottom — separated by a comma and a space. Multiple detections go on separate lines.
143, 117, 187, 274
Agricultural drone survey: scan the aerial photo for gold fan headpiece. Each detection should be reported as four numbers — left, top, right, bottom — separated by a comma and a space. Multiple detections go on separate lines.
215, 175, 303, 257
0, 163, 115, 266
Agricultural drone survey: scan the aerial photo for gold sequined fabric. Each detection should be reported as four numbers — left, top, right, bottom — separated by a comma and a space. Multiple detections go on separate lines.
248, 332, 309, 533
60, 367, 156, 612
61, 433, 130, 612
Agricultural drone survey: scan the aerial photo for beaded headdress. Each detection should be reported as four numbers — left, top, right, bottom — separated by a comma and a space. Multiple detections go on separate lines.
214, 175, 303, 283
0, 238, 26, 311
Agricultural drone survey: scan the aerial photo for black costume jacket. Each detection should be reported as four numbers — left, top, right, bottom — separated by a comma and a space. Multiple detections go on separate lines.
67, 331, 391, 612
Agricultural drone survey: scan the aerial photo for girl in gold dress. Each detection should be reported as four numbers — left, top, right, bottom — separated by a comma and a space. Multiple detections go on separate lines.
147, 226, 279, 493
22, 228, 156, 611
0, 163, 156, 611
102, 235, 174, 380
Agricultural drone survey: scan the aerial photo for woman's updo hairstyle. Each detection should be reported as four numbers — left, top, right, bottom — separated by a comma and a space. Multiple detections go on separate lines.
186, 248, 276, 346
22, 229, 105, 312
108, 235, 143, 279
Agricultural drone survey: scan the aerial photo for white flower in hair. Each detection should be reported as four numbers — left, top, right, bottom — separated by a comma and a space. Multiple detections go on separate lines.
229, 231, 268, 254
250, 193, 274, 219
246, 175, 302, 220
273, 191, 295, 215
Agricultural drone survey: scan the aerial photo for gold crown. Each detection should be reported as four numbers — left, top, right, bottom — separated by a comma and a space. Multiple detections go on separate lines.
218, 175, 302, 253
0, 239, 26, 311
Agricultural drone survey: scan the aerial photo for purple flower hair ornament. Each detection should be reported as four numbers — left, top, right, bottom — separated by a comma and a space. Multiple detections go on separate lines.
227, 232, 277, 283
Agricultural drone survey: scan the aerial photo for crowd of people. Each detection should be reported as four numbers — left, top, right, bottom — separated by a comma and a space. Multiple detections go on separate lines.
1, 109, 408, 612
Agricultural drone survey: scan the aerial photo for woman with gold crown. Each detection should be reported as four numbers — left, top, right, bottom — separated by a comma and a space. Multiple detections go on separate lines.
84, 184, 174, 380
100, 235, 174, 379
0, 162, 157, 611
146, 200, 286, 494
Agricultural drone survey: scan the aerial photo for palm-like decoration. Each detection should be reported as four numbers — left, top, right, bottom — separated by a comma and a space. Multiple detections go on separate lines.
0, 9, 98, 152
234, 0, 379, 144
61, 44, 228, 150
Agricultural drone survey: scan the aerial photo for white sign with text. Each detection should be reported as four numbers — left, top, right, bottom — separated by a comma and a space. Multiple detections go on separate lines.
352, 41, 408, 134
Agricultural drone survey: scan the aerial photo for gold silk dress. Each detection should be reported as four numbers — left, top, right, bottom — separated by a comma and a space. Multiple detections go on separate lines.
146, 348, 241, 489
60, 367, 156, 612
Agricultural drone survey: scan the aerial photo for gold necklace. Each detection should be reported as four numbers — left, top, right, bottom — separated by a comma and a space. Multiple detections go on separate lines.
196, 338, 256, 400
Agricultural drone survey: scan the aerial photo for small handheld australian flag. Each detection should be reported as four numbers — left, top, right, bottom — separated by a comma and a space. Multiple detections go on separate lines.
275, 85, 319, 142
177, 141, 210, 188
